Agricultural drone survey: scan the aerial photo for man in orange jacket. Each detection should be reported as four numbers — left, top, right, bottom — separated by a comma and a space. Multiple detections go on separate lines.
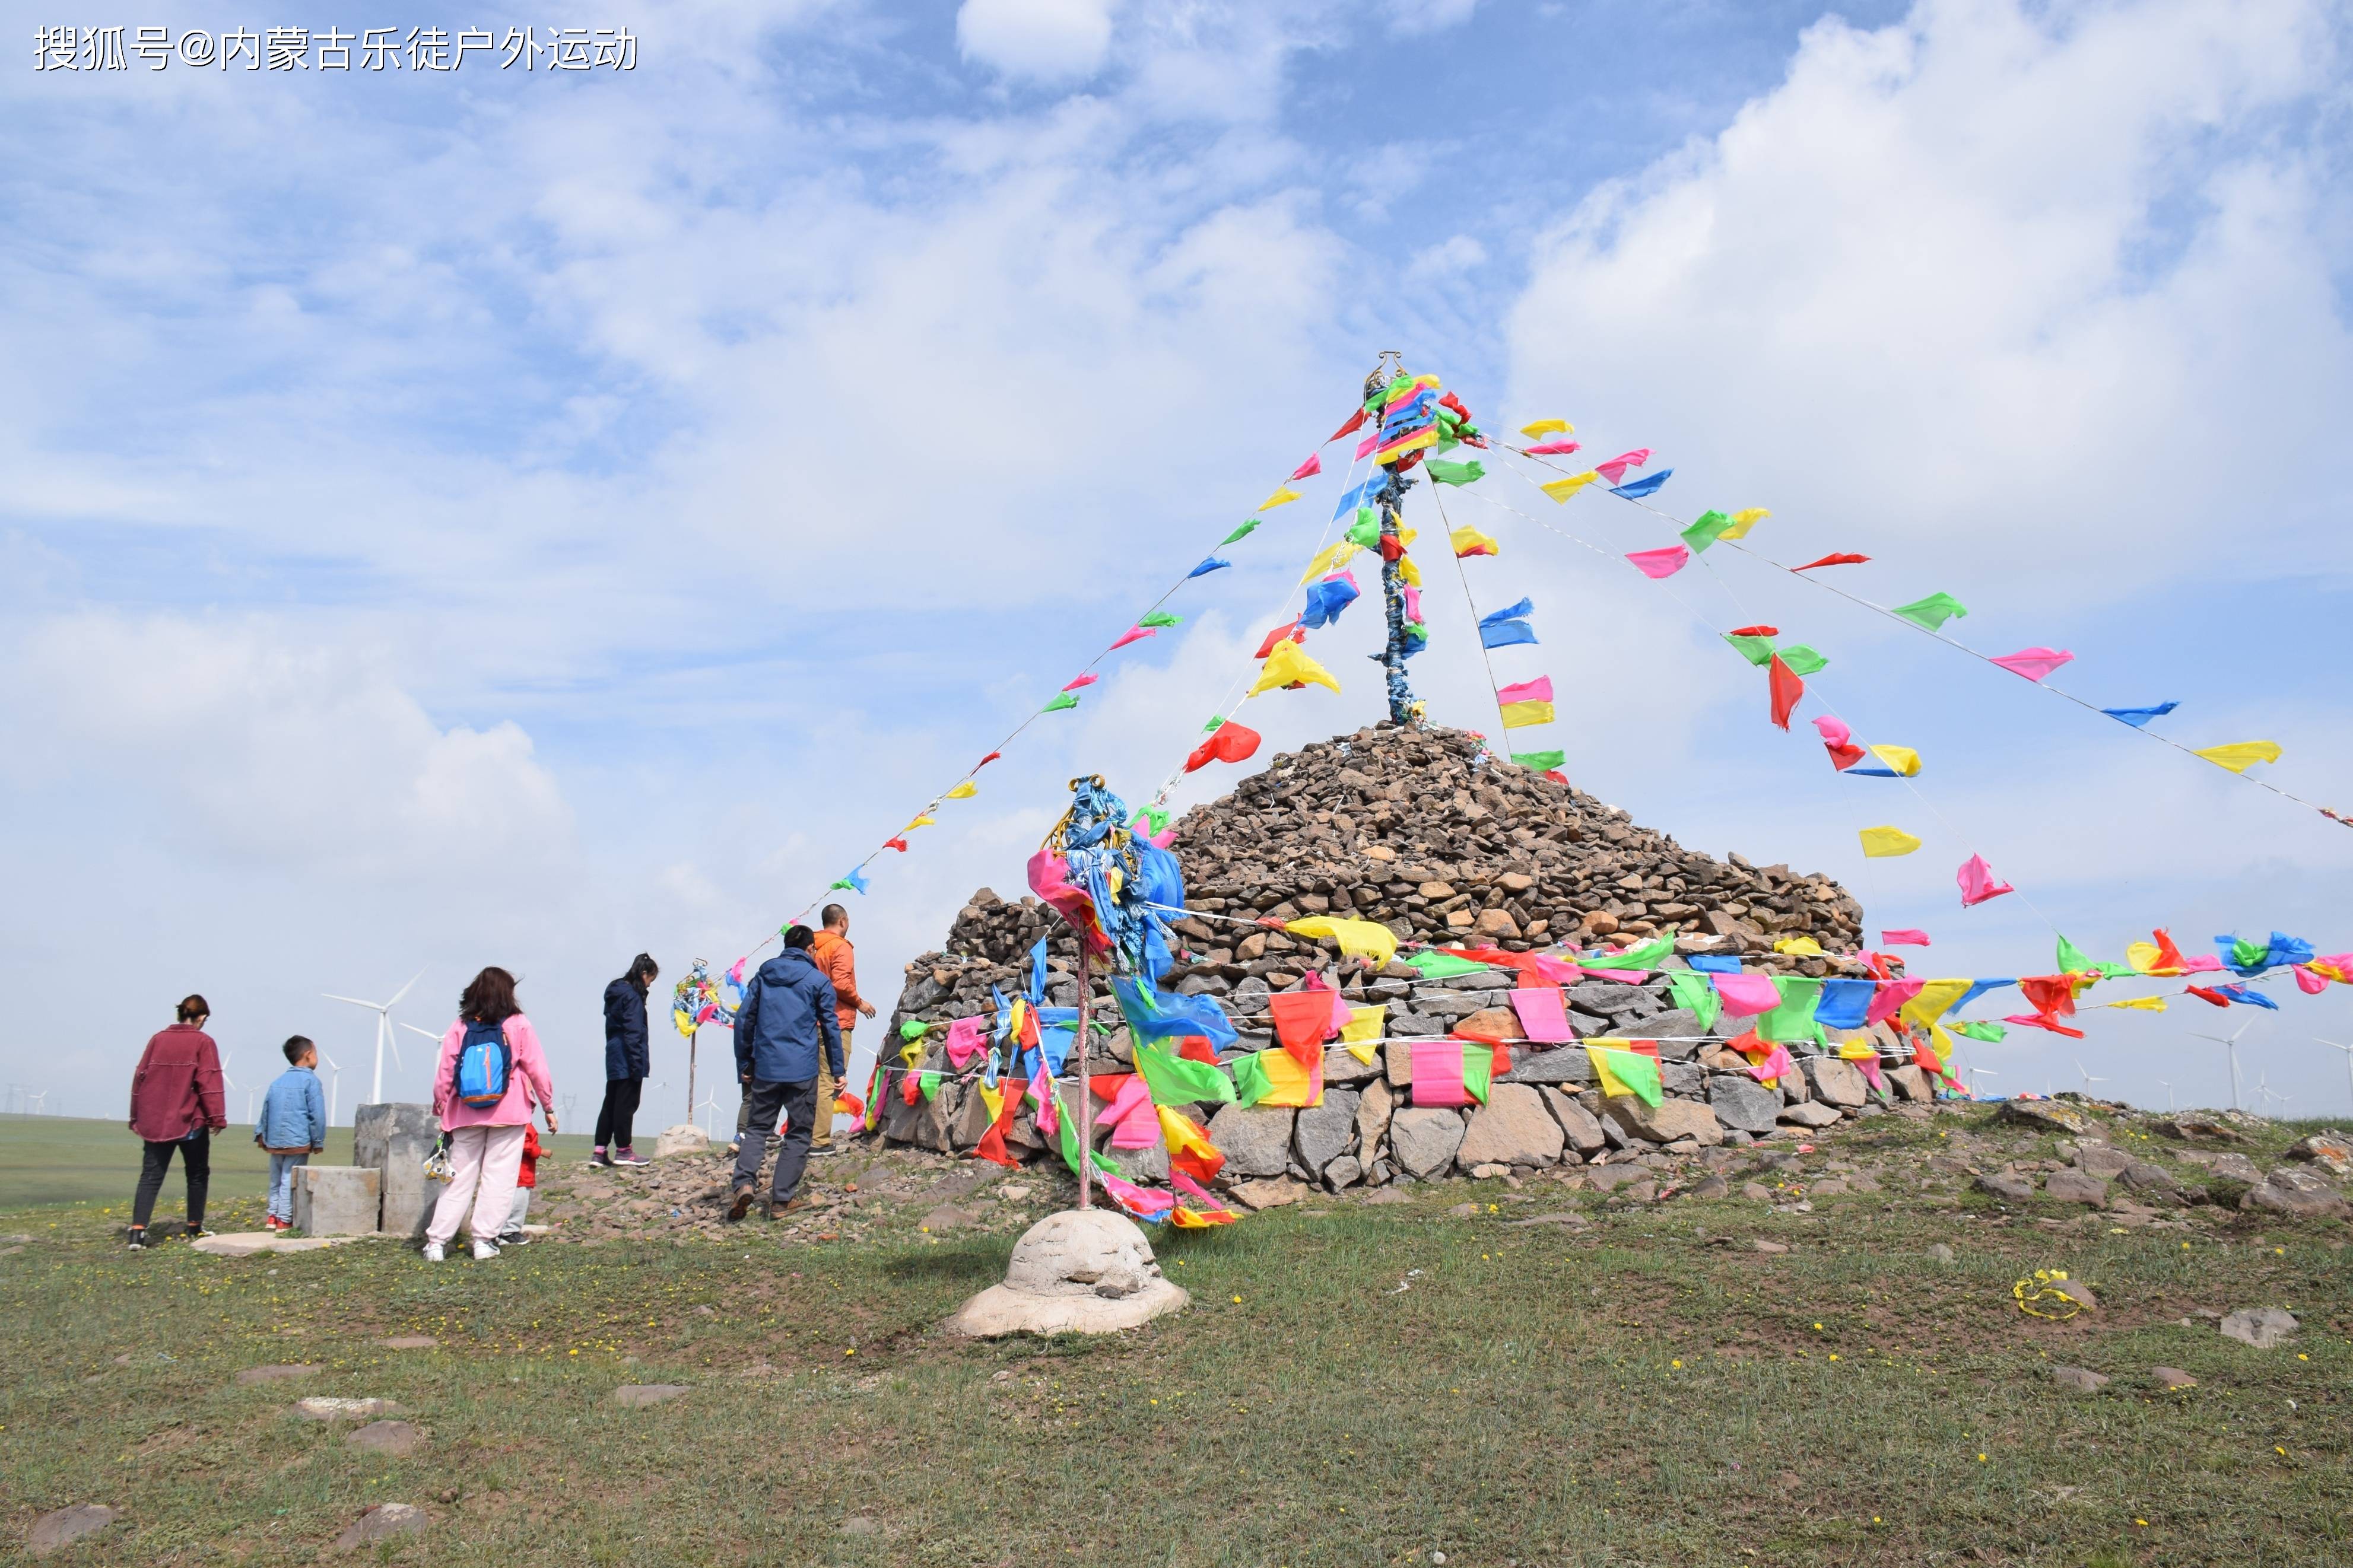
804, 904, 876, 1152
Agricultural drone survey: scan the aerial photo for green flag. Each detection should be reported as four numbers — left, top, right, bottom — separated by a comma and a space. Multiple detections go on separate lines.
1043, 691, 1079, 713
1587, 1043, 1663, 1108
1133, 1041, 1238, 1106
1760, 975, 1825, 1045
1511, 749, 1566, 771
1222, 518, 1260, 545
1778, 645, 1829, 676
1228, 1051, 1273, 1107
1586, 933, 1674, 971
1951, 1020, 2008, 1042
1893, 591, 1969, 631
1460, 1044, 1495, 1105
1139, 610, 1182, 629
1345, 511, 1382, 550
1666, 969, 1722, 1032
1723, 632, 1777, 666
1681, 510, 1732, 553
918, 1071, 939, 1103
1051, 1087, 1123, 1179
2056, 934, 2095, 975
1427, 459, 1485, 486
1405, 948, 1491, 979
1202, 714, 1227, 732
899, 1019, 930, 1042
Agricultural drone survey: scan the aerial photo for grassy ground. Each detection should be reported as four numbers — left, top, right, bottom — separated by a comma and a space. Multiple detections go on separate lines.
0, 1117, 592, 1215
2, 1109, 2347, 1566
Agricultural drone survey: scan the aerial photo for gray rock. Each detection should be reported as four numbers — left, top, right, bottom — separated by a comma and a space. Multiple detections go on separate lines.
1455, 1084, 1566, 1169
1567, 982, 1652, 1017
2075, 1144, 2133, 1179
1322, 1045, 1382, 1086
610, 1384, 690, 1407
1323, 1154, 1363, 1189
2050, 1366, 2110, 1394
1355, 1079, 1395, 1163
236, 1364, 320, 1386
1709, 1076, 1782, 1136
332, 1503, 425, 1552
295, 1397, 404, 1421
2119, 1160, 2179, 1197
2209, 1152, 2263, 1183
1385, 1010, 1444, 1036
1633, 1011, 1706, 1058
1420, 990, 1506, 1018
1292, 1090, 1361, 1173
2285, 1130, 2352, 1175
1206, 1104, 1296, 1178
28, 1506, 119, 1557
2151, 1366, 2197, 1391
347, 1420, 423, 1456
1389, 1108, 1468, 1179
1543, 1088, 1607, 1154
1885, 1064, 1930, 1102
1927, 1243, 1955, 1263
1999, 1099, 2087, 1135
1974, 1172, 2035, 1201
1228, 1176, 1308, 1211
2044, 1171, 2109, 1206
1602, 1096, 1722, 1147
1778, 1101, 1841, 1130
2219, 1307, 2299, 1350
1800, 1056, 1868, 1109
375, 1335, 439, 1350
1659, 1062, 1703, 1097
1498, 1045, 1594, 1086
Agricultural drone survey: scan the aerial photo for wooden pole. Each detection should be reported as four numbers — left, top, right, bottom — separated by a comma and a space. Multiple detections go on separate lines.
1075, 942, 1093, 1210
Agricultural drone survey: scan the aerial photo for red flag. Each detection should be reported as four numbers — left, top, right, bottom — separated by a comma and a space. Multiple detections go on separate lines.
1184, 720, 1263, 774
1794, 553, 1870, 570
1329, 408, 1366, 442
1768, 655, 1803, 729
1175, 1035, 1219, 1066
1254, 621, 1305, 658
884, 837, 910, 853
1378, 533, 1404, 561
976, 751, 1002, 768
2145, 928, 2188, 974
2186, 985, 2231, 1007
1268, 990, 1336, 1067
1824, 739, 1865, 769
1439, 391, 1471, 419
2003, 1013, 2087, 1038
972, 1077, 1026, 1168
1730, 624, 1779, 637
2018, 975, 2076, 1021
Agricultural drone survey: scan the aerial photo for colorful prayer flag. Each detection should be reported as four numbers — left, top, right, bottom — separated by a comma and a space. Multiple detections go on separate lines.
1043, 691, 1080, 713
1499, 699, 1555, 727
2102, 702, 2177, 728
1957, 854, 2014, 907
1768, 655, 1803, 729
945, 781, 979, 799
1881, 928, 1931, 946
1250, 638, 1341, 696
1893, 591, 1969, 631
1258, 486, 1301, 511
1990, 647, 2073, 682
1609, 469, 1673, 499
1795, 552, 1869, 570
1184, 719, 1262, 774
1288, 453, 1323, 481
1510, 749, 1566, 770
1540, 471, 1600, 502
1777, 645, 1829, 676
1427, 459, 1484, 485
1625, 545, 1690, 578
1586, 1042, 1662, 1107
1682, 510, 1732, 552
1520, 418, 1572, 438
1450, 525, 1499, 558
2193, 740, 2281, 774
1721, 507, 1768, 537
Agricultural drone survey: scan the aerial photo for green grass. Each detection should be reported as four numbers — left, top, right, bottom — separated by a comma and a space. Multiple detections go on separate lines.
1, 1110, 2348, 1565
0, 1117, 593, 1215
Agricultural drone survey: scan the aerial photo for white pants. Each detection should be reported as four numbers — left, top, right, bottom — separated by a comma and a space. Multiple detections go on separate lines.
427, 1124, 526, 1245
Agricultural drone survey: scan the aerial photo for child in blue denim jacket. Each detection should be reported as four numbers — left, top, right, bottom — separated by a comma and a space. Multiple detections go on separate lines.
256, 1035, 327, 1231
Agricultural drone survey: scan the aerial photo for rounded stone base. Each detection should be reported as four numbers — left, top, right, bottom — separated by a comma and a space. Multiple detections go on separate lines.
947, 1208, 1191, 1338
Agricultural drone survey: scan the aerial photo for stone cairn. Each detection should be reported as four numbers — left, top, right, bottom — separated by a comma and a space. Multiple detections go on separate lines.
865, 723, 1930, 1201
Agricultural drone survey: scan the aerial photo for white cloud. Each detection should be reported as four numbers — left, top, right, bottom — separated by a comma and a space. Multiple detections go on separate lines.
958, 0, 1119, 82
1386, 0, 1478, 38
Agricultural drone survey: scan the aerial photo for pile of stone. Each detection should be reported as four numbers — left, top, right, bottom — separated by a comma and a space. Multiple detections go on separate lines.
866, 722, 1901, 1199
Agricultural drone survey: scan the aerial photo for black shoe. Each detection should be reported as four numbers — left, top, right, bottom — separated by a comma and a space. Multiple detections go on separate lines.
185, 1226, 212, 1241
126, 1228, 148, 1251
726, 1187, 755, 1223
497, 1231, 531, 1248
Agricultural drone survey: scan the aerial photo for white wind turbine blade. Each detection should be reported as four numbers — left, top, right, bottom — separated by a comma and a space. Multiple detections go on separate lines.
322, 993, 386, 1010
400, 1023, 442, 1039
384, 968, 425, 1009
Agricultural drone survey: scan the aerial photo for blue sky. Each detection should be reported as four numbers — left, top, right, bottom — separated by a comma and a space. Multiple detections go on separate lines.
5, 0, 2352, 1128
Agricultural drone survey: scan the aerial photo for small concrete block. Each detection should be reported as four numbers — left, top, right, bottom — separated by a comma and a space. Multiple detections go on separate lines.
293, 1166, 382, 1238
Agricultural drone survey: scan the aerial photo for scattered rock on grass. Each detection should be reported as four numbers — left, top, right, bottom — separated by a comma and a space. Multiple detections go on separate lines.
2050, 1367, 2109, 1394
1973, 1173, 2034, 1202
1927, 1243, 1955, 1263
296, 1398, 404, 1422
2151, 1367, 2198, 1391
611, 1384, 691, 1407
28, 1505, 119, 1557
2219, 1308, 2299, 1349
347, 1420, 423, 1456
236, 1364, 319, 1385
2043, 1171, 2108, 1206
332, 1503, 425, 1551
1999, 1101, 2087, 1136
375, 1335, 437, 1350
2285, 1131, 2351, 1176
1751, 1239, 1789, 1255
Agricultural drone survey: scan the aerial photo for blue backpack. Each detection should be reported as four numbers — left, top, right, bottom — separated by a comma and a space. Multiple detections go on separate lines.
455, 1019, 512, 1108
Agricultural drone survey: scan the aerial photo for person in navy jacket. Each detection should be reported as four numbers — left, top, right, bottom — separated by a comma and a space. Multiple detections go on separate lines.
726, 926, 843, 1221
593, 953, 658, 1166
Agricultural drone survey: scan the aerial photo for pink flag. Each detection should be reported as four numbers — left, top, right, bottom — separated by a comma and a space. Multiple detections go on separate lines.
1594, 449, 1652, 484
1814, 715, 1853, 745
1866, 978, 1925, 1026
1098, 1077, 1160, 1150
1747, 1044, 1793, 1084
944, 1015, 989, 1068
1355, 432, 1379, 459
1509, 987, 1576, 1044
1526, 953, 1584, 985
1625, 545, 1690, 579
1879, 929, 1932, 947
1403, 585, 1423, 622
1289, 453, 1323, 481
1712, 972, 1782, 1016
1303, 969, 1352, 1031
1033, 1068, 1058, 1136
1851, 1054, 1887, 1093
1062, 673, 1098, 692
2293, 964, 2329, 994
1956, 854, 2014, 907
1107, 626, 1157, 651
1497, 676, 1554, 705
1526, 440, 1582, 456
1990, 647, 2073, 682
2179, 954, 2224, 973
1409, 1039, 1475, 1107
1100, 1173, 1174, 1219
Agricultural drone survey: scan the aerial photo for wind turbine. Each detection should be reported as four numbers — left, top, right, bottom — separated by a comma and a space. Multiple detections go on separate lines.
323, 970, 424, 1106
1965, 1066, 1999, 1098
2154, 1078, 2175, 1113
2190, 1020, 2254, 1110
2073, 1058, 2108, 1098
220, 1051, 255, 1124
319, 1049, 342, 1130
2313, 1039, 2353, 1116
2254, 1070, 2291, 1114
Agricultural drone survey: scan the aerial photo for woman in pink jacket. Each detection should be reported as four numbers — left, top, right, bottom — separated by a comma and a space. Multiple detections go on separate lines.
424, 966, 557, 1262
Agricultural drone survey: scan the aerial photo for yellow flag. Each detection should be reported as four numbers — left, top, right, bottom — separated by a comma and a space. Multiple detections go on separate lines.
1859, 826, 1922, 857
1259, 485, 1301, 511
1540, 471, 1601, 502
1299, 540, 1360, 583
1520, 418, 1572, 438
1399, 554, 1422, 587
978, 1083, 1005, 1121
1399, 526, 1418, 549
1900, 979, 1974, 1055
1837, 1040, 1878, 1061
1251, 638, 1341, 696
1285, 916, 1399, 969
1868, 745, 1922, 776
2102, 995, 2167, 1012
1774, 936, 1825, 958
1257, 1048, 1321, 1108
1450, 524, 1499, 558
1499, 699, 1555, 728
2194, 740, 2281, 774
1720, 507, 1770, 539
944, 781, 979, 800
1587, 1045, 1642, 1101
904, 815, 937, 831
1342, 1004, 1387, 1064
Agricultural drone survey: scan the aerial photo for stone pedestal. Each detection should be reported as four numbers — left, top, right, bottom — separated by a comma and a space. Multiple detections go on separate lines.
948, 1209, 1189, 1337
293, 1166, 382, 1236
354, 1103, 439, 1238
652, 1123, 709, 1158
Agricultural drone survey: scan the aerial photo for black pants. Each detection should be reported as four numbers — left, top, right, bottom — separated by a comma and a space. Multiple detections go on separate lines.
730, 1078, 818, 1203
132, 1131, 211, 1232
594, 1076, 643, 1150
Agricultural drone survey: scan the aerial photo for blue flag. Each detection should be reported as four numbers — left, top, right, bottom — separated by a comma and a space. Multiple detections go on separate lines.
1189, 556, 1231, 577
829, 867, 869, 895
1812, 977, 1876, 1031
2101, 702, 2178, 727
1109, 974, 1239, 1051
1609, 468, 1674, 500
1479, 597, 1535, 627
1332, 477, 1387, 519
1480, 620, 1538, 650
1300, 573, 1361, 629
1952, 978, 2016, 1014
1685, 955, 1742, 975
2213, 983, 2279, 1010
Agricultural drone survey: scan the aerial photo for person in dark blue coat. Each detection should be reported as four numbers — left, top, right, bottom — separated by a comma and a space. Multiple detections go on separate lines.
593, 953, 659, 1167
727, 925, 844, 1220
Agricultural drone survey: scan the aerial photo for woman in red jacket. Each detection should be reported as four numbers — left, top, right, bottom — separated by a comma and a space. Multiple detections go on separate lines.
126, 994, 228, 1249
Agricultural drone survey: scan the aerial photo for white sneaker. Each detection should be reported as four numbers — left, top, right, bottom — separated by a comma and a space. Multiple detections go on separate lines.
421, 1242, 446, 1262
471, 1240, 500, 1261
